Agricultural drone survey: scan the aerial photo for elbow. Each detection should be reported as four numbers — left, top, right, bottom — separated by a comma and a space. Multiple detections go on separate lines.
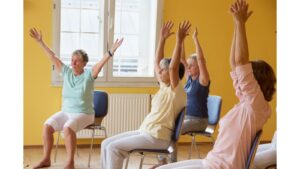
235, 57, 249, 66
168, 65, 177, 72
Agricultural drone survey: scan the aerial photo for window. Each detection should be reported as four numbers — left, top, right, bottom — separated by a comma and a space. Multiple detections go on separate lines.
52, 0, 163, 87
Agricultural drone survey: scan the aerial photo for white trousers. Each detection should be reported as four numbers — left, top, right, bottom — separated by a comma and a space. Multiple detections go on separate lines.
157, 159, 209, 169
100, 130, 170, 169
253, 144, 276, 169
44, 111, 94, 132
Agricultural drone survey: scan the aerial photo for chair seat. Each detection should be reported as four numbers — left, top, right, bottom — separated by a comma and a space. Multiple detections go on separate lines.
85, 123, 105, 130
184, 130, 212, 137
130, 148, 170, 154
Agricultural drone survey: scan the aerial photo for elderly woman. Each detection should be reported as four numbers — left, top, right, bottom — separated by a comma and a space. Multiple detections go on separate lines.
180, 28, 210, 135
99, 21, 190, 169
29, 28, 123, 169
153, 27, 211, 168
158, 0, 276, 169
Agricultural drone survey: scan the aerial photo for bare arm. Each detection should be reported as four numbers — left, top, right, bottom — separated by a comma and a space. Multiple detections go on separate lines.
169, 21, 191, 89
192, 28, 210, 86
155, 21, 174, 82
92, 38, 123, 79
180, 42, 188, 78
230, 0, 253, 66
230, 22, 237, 70
29, 28, 63, 72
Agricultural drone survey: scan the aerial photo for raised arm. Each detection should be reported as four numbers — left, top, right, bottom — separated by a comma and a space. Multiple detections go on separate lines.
192, 28, 210, 86
29, 28, 63, 72
229, 22, 237, 70
155, 21, 174, 81
180, 42, 188, 78
230, 0, 253, 66
92, 38, 123, 79
169, 21, 191, 89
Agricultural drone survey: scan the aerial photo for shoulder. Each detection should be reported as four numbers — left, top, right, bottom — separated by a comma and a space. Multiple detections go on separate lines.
84, 68, 95, 81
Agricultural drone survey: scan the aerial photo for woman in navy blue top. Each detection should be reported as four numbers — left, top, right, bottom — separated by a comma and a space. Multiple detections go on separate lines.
180, 27, 210, 134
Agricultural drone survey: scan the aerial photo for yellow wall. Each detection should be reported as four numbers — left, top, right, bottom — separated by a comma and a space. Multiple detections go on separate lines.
24, 0, 276, 145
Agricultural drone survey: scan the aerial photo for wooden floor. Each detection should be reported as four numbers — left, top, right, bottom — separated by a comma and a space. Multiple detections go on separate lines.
24, 143, 213, 169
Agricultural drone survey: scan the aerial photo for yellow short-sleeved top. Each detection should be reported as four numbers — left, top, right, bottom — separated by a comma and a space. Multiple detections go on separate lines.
139, 82, 186, 141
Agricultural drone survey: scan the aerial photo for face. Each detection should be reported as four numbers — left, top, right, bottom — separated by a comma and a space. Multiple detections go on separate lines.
158, 60, 170, 84
187, 58, 199, 77
71, 54, 86, 72
158, 67, 170, 84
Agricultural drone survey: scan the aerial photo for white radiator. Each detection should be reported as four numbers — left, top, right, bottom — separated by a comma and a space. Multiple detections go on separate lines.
76, 93, 151, 138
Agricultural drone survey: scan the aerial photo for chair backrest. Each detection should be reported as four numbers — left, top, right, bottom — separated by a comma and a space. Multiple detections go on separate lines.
93, 91, 108, 118
207, 95, 222, 125
245, 130, 263, 169
171, 107, 186, 142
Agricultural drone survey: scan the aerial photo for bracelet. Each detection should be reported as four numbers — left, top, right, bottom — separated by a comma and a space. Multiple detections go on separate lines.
108, 50, 113, 57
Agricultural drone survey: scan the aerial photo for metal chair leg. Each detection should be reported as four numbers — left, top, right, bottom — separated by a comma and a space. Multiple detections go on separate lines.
188, 134, 194, 159
125, 154, 130, 169
139, 154, 145, 169
76, 144, 80, 157
194, 138, 200, 159
88, 128, 95, 168
54, 131, 60, 162
103, 127, 107, 138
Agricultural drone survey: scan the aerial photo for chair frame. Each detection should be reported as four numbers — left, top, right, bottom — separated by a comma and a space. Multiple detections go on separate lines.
53, 91, 108, 168
246, 130, 263, 169
185, 95, 222, 159
124, 108, 186, 169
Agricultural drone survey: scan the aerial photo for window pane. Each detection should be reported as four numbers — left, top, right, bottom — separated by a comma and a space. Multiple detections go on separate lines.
61, 9, 80, 32
113, 0, 156, 77
81, 0, 99, 9
62, 0, 81, 8
60, 32, 80, 57
80, 33, 100, 57
81, 9, 100, 33
60, 0, 104, 77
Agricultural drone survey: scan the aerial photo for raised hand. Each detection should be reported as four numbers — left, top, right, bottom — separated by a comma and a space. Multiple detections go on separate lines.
230, 0, 253, 24
29, 28, 43, 42
160, 21, 174, 40
110, 38, 124, 53
176, 21, 191, 42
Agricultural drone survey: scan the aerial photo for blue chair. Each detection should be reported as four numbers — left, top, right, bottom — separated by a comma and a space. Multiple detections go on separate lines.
124, 107, 186, 169
184, 95, 222, 159
54, 90, 109, 167
246, 130, 263, 169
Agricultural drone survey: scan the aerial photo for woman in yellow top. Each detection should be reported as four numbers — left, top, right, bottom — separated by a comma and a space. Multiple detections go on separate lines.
100, 21, 190, 169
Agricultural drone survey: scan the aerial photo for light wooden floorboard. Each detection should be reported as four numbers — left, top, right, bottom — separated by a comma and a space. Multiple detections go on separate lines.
24, 144, 213, 169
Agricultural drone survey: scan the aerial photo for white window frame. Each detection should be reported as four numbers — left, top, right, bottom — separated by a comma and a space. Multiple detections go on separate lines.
51, 0, 164, 87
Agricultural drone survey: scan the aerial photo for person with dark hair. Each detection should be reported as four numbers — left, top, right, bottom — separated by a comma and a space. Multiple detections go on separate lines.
29, 28, 123, 169
100, 21, 189, 169
157, 0, 276, 168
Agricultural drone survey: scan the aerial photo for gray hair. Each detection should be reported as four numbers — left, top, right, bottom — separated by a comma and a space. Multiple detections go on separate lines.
72, 49, 89, 63
159, 58, 171, 69
188, 53, 197, 62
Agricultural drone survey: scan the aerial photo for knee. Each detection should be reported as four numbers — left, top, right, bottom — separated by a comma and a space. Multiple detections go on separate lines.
44, 124, 55, 134
63, 127, 75, 136
107, 142, 119, 152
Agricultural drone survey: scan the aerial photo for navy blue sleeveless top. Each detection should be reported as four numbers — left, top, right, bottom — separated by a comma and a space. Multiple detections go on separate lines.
184, 76, 210, 118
